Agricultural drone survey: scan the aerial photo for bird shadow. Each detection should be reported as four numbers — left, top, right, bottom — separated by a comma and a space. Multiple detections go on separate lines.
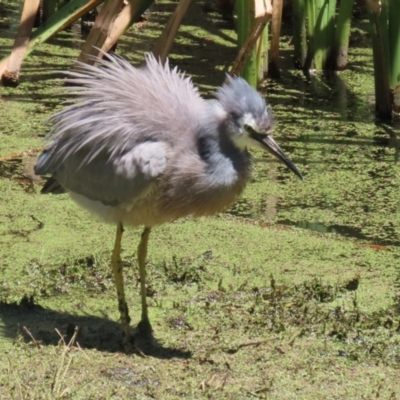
0, 296, 192, 359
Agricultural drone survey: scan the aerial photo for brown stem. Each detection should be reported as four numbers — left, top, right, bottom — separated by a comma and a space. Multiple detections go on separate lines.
76, 0, 125, 66
1, 0, 41, 87
152, 0, 192, 64
268, 0, 283, 78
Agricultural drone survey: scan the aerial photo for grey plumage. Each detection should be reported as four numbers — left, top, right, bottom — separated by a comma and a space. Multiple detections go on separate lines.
35, 53, 303, 349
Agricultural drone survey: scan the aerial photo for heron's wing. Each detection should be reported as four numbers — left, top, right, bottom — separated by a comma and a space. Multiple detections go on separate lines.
44, 53, 206, 163
36, 141, 167, 207
35, 53, 206, 206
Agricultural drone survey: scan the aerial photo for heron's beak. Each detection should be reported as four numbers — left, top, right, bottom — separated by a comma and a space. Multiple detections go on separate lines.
252, 132, 304, 180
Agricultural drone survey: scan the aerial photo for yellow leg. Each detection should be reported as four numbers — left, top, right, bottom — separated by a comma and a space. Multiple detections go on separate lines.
137, 227, 152, 333
111, 223, 131, 349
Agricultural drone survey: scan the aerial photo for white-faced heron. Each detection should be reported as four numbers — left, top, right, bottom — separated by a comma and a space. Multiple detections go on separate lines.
34, 54, 303, 349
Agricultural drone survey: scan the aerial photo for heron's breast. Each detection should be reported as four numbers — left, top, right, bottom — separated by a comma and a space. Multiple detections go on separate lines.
70, 189, 167, 227
156, 155, 251, 219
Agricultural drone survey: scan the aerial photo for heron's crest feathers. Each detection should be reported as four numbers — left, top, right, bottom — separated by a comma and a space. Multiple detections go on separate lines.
215, 75, 266, 118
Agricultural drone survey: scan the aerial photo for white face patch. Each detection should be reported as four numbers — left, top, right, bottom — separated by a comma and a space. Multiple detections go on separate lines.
241, 113, 258, 131
232, 113, 260, 150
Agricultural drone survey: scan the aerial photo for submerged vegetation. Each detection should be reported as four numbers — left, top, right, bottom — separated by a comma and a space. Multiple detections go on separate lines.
1, 0, 400, 398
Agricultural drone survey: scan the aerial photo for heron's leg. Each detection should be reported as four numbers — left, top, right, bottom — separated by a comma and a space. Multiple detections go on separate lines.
111, 223, 131, 348
137, 227, 152, 333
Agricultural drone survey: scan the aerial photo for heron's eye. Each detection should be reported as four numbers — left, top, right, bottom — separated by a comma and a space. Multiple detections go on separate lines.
244, 124, 252, 133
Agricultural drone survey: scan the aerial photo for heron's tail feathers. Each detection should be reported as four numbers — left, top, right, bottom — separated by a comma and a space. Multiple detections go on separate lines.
41, 177, 66, 194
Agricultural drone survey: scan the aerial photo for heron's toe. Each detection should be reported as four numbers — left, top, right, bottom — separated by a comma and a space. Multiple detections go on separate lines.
136, 318, 153, 336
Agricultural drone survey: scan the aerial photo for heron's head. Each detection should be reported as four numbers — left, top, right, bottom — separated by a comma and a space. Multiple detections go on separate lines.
215, 75, 303, 180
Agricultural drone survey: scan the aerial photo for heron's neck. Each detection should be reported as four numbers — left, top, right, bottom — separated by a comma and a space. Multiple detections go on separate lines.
197, 129, 251, 188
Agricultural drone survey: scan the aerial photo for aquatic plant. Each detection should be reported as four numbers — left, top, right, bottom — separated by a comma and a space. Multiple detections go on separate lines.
366, 0, 400, 118
293, 0, 355, 71
235, 0, 271, 87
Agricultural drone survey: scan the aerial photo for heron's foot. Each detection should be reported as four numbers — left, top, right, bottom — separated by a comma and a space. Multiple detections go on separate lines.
137, 318, 153, 336
122, 339, 134, 354
121, 331, 135, 354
